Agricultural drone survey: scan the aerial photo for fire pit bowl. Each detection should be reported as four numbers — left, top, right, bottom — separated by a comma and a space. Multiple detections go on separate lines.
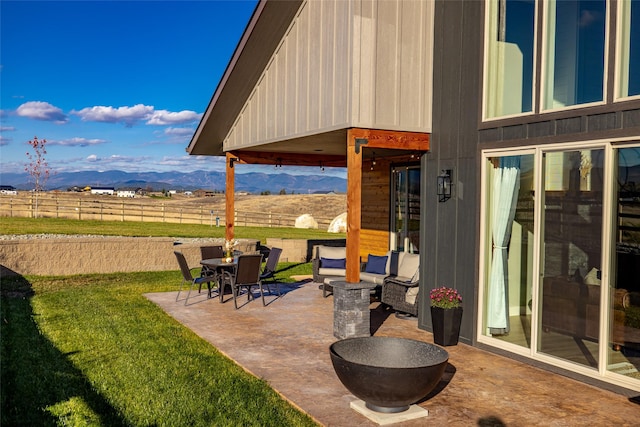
330, 336, 448, 413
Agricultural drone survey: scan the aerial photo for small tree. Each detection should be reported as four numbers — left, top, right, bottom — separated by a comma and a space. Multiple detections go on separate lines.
24, 136, 51, 218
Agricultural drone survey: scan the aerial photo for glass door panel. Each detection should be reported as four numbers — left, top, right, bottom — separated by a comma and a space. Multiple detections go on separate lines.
482, 154, 535, 349
538, 149, 604, 368
392, 166, 420, 253
607, 146, 640, 379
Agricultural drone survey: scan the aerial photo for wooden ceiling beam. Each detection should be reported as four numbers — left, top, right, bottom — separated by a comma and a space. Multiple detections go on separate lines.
227, 150, 346, 167
349, 128, 430, 151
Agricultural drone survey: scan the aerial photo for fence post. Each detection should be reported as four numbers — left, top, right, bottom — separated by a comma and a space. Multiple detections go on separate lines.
100, 202, 103, 221
269, 211, 272, 228
10, 198, 13, 218
78, 200, 82, 220
162, 203, 165, 222
122, 201, 125, 222
141, 204, 144, 222
56, 196, 59, 218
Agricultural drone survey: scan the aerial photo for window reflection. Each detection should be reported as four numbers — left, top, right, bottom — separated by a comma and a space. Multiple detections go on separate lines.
618, 0, 640, 98
544, 0, 606, 109
485, 0, 535, 118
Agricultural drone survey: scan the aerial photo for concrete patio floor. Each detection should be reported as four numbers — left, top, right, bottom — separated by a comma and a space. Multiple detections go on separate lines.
146, 280, 640, 426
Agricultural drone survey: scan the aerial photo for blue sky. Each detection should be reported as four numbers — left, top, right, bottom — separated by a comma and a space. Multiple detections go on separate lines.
0, 1, 346, 178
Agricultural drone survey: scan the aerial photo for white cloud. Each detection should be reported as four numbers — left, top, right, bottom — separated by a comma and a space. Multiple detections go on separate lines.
49, 137, 108, 147
0, 135, 10, 146
164, 127, 194, 136
16, 101, 68, 123
0, 126, 16, 132
86, 154, 98, 162
146, 110, 201, 125
72, 104, 154, 126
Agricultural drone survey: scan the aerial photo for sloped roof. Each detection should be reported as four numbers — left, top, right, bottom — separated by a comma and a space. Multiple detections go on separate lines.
187, 0, 303, 156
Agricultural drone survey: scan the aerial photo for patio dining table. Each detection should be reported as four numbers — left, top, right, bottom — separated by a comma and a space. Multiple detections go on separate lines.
200, 257, 238, 300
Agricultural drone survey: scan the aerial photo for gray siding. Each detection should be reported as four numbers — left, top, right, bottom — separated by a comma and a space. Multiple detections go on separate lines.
224, 0, 435, 151
421, 0, 483, 344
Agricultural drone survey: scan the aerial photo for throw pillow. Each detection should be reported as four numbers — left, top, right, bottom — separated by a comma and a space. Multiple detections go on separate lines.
321, 257, 346, 269
365, 254, 388, 274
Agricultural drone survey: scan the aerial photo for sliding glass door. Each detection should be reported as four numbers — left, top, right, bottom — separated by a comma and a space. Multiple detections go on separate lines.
538, 149, 604, 367
391, 165, 420, 253
480, 143, 640, 390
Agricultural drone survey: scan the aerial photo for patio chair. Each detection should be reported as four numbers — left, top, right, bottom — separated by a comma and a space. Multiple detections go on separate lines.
260, 247, 281, 281
174, 251, 216, 305
220, 254, 264, 309
200, 245, 224, 278
259, 247, 282, 301
381, 277, 419, 317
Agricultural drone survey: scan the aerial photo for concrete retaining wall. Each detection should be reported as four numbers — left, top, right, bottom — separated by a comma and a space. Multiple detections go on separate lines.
0, 237, 342, 276
0, 238, 259, 277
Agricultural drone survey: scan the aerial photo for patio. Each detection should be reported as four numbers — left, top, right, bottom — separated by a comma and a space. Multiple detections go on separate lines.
146, 280, 639, 426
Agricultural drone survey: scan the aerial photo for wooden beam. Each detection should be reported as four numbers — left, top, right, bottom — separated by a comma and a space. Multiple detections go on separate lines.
346, 130, 362, 283
349, 128, 430, 151
225, 153, 235, 241
228, 150, 346, 167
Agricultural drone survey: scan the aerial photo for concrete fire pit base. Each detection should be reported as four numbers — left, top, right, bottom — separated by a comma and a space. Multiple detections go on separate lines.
350, 399, 429, 425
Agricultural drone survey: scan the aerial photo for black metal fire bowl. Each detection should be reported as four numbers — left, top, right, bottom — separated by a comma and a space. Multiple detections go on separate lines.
330, 336, 448, 413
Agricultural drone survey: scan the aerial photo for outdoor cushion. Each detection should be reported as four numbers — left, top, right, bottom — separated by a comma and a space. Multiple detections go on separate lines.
397, 253, 420, 282
318, 267, 346, 276
317, 245, 346, 260
359, 271, 387, 285
405, 286, 419, 304
321, 257, 346, 269
365, 254, 388, 274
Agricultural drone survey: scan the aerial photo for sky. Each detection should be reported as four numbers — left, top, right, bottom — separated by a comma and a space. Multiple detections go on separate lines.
0, 0, 346, 179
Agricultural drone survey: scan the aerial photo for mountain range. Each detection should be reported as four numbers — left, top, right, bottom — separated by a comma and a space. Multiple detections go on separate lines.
0, 170, 347, 194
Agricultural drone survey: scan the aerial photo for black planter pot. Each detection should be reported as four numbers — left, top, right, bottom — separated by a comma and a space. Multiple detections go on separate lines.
431, 306, 463, 346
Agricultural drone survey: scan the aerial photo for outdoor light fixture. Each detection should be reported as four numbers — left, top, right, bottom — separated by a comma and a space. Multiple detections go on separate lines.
370, 153, 376, 171
437, 169, 452, 202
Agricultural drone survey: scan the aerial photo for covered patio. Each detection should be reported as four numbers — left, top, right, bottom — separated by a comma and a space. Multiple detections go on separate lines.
146, 281, 639, 426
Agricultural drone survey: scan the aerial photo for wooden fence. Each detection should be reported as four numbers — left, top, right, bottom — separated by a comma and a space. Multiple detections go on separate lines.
0, 194, 336, 229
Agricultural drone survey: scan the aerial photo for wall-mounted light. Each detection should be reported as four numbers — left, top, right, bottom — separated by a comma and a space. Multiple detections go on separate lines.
274, 158, 283, 168
437, 169, 452, 202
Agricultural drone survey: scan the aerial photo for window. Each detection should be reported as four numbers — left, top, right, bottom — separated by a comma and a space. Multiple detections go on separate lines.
543, 0, 607, 110
484, 0, 536, 119
617, 0, 640, 99
480, 144, 640, 389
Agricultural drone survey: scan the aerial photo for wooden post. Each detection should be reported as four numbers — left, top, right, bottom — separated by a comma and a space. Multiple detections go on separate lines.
225, 153, 235, 241
346, 130, 362, 283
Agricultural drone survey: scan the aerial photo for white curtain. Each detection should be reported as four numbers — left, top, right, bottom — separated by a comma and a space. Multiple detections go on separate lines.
487, 156, 521, 334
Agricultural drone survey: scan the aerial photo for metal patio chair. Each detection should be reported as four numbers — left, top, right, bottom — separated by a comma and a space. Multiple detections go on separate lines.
174, 251, 216, 305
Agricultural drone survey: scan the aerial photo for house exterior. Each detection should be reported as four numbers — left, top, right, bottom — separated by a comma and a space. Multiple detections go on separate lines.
90, 187, 115, 196
188, 0, 640, 394
116, 189, 137, 198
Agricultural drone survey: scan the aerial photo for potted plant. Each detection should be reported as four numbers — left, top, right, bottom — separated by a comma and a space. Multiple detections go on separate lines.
430, 286, 463, 346
223, 239, 238, 263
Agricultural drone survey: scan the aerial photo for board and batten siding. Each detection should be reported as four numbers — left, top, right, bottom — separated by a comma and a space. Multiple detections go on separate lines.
224, 0, 434, 151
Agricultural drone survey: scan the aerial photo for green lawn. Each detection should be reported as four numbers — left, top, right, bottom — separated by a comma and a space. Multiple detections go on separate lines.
0, 217, 344, 242
1, 217, 321, 426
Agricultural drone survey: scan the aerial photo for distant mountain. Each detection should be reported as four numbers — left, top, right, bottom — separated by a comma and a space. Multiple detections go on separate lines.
0, 170, 346, 194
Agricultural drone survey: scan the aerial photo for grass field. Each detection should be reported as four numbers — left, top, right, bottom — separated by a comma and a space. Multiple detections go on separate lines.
1, 219, 319, 426
0, 216, 345, 243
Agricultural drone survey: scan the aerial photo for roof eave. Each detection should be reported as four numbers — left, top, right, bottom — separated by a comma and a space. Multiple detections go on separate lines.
187, 0, 303, 157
